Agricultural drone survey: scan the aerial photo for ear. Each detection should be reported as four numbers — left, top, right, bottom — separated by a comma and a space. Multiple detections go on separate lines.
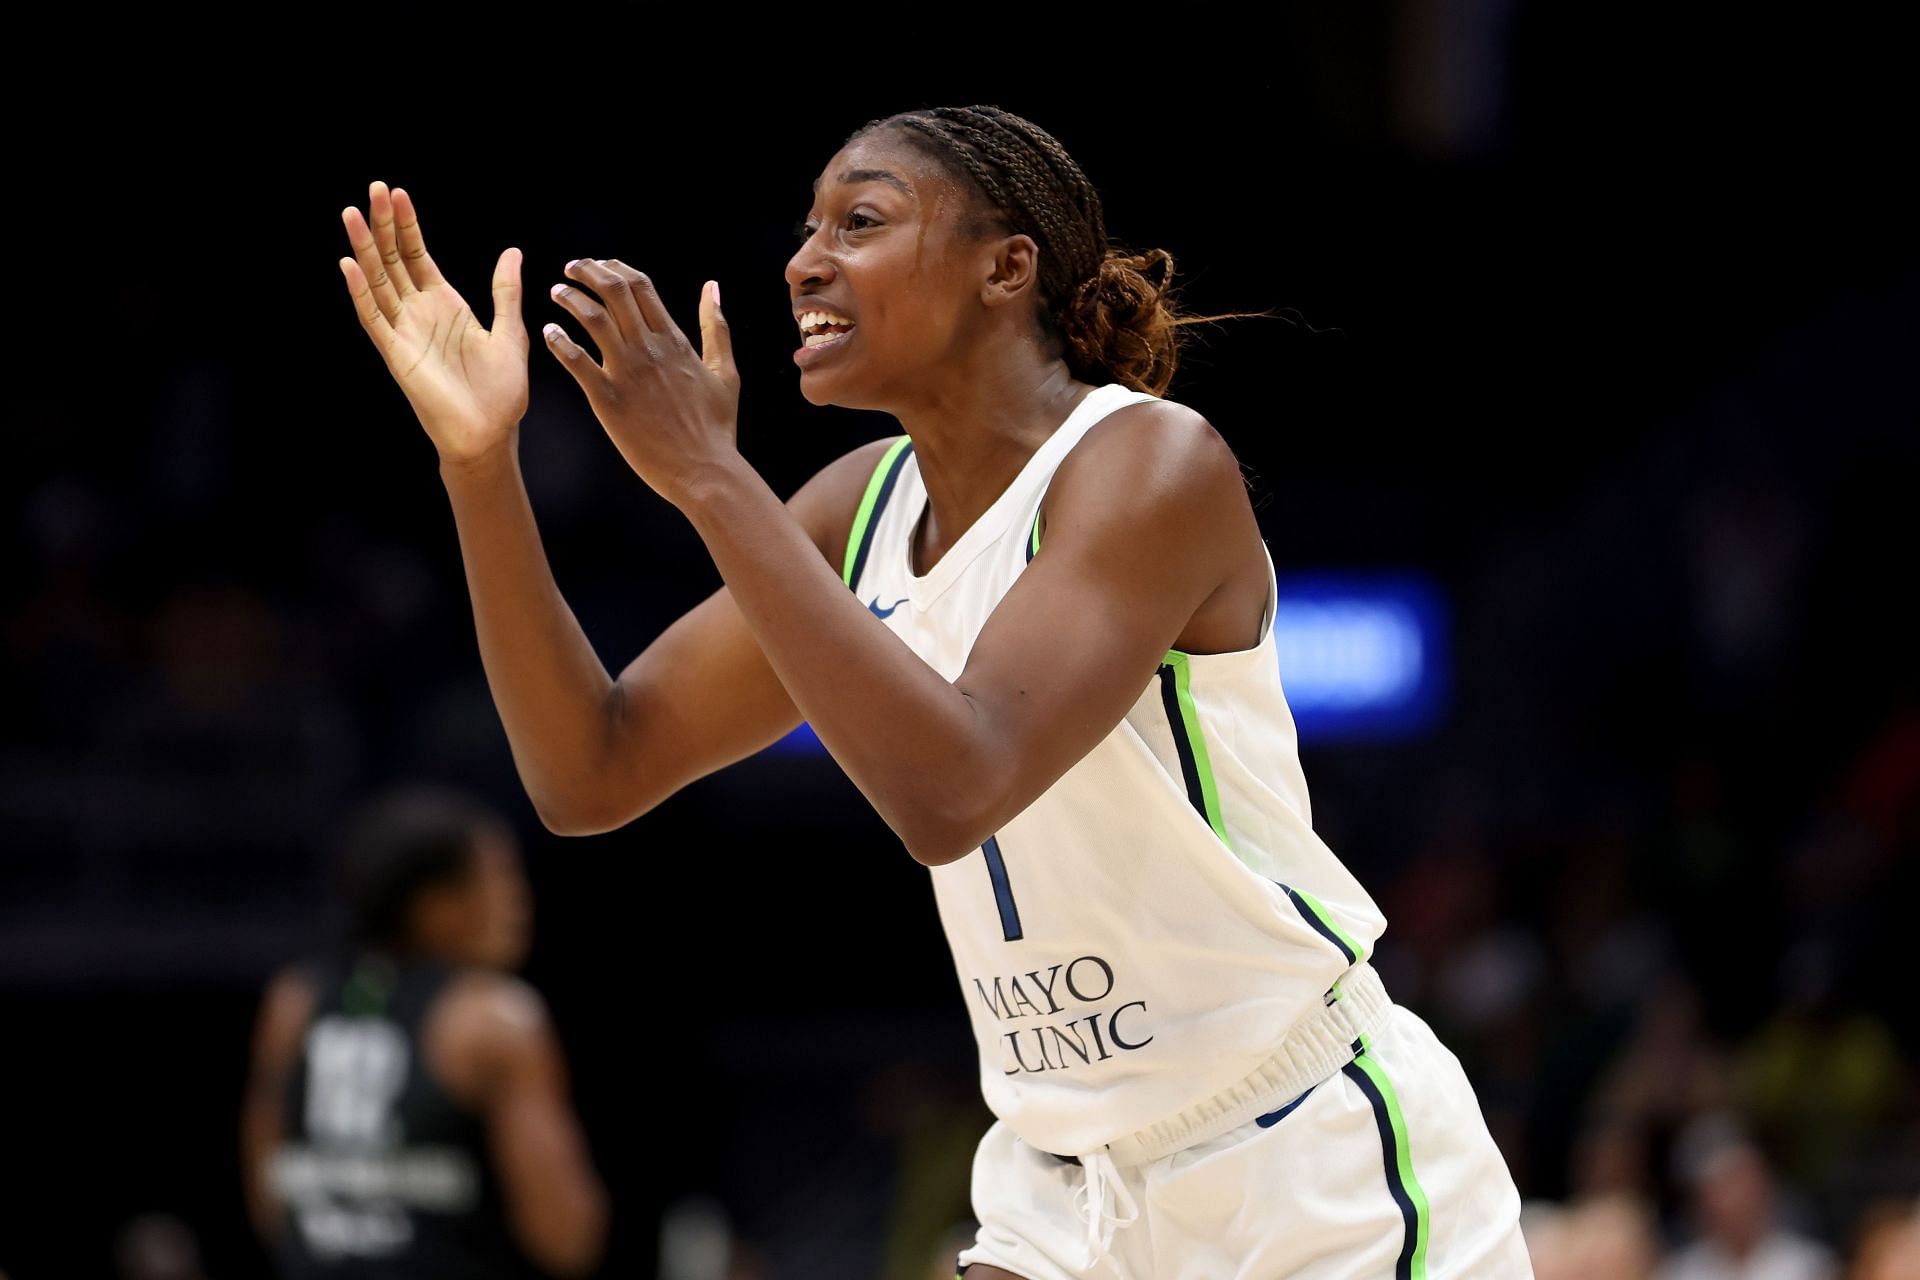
981, 232, 1041, 310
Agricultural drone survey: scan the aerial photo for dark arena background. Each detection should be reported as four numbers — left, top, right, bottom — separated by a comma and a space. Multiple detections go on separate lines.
4, 10, 1915, 1279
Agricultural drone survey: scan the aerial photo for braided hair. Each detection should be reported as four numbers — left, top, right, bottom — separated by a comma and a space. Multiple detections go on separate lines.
848, 105, 1262, 397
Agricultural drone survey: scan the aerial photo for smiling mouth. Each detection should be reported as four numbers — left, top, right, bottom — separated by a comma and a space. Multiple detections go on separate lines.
797, 306, 856, 347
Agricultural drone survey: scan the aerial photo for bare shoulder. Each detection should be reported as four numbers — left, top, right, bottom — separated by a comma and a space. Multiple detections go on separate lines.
1049, 399, 1246, 524
263, 963, 320, 1013
1040, 398, 1266, 650
426, 971, 557, 1104
437, 970, 553, 1047
787, 435, 909, 568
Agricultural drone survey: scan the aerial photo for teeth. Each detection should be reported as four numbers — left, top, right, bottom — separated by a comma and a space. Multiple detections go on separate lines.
798, 309, 855, 333
803, 330, 850, 347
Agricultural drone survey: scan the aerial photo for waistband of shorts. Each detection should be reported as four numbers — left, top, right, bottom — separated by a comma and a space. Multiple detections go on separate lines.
1062, 960, 1393, 1168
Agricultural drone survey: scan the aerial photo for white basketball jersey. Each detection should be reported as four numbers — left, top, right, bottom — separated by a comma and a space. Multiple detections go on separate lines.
842, 381, 1389, 1158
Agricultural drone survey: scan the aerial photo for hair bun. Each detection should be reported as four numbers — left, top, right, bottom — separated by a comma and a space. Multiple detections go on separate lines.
1056, 238, 1277, 397
1070, 248, 1174, 321
1109, 247, 1174, 286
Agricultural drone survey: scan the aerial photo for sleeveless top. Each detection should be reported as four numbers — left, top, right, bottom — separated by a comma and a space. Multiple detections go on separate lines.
273, 953, 537, 1279
841, 381, 1390, 1157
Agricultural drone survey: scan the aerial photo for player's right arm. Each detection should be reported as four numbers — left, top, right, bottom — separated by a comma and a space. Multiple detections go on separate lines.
438, 436, 885, 835
239, 966, 315, 1246
339, 182, 883, 836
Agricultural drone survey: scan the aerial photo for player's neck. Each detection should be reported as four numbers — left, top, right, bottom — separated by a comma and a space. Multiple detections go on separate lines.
894, 362, 1097, 568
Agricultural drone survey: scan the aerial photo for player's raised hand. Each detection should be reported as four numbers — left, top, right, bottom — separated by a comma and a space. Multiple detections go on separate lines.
339, 181, 529, 466
542, 259, 742, 508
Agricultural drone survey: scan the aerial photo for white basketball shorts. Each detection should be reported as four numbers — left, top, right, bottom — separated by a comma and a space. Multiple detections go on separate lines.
956, 1003, 1535, 1279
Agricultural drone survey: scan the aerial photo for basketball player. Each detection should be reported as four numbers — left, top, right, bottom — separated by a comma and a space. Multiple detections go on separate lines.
336, 105, 1533, 1277
241, 786, 608, 1278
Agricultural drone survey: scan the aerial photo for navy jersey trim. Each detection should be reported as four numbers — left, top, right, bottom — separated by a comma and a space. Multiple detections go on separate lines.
1157, 664, 1208, 822
843, 439, 915, 591
1278, 883, 1360, 965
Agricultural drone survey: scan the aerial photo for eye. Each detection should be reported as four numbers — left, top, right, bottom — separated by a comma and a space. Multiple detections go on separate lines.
792, 212, 877, 243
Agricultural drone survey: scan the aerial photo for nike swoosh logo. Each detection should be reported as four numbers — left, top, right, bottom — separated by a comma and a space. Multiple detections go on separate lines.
868, 596, 908, 619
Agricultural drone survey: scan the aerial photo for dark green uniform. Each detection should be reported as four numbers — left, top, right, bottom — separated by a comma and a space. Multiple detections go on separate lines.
274, 953, 539, 1279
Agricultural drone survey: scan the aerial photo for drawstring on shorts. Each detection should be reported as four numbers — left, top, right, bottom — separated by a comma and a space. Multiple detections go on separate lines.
1072, 1148, 1139, 1269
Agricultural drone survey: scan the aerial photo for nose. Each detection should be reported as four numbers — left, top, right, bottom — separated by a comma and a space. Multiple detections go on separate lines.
784, 227, 836, 294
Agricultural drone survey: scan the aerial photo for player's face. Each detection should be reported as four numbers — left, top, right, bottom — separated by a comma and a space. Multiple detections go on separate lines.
786, 134, 998, 411
462, 825, 533, 971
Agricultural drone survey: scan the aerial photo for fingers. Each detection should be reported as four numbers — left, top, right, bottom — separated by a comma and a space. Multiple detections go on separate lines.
338, 256, 395, 352
603, 260, 676, 336
367, 181, 419, 300
542, 321, 605, 392
698, 280, 738, 390
548, 277, 625, 362
341, 205, 402, 323
491, 247, 527, 350
564, 259, 644, 344
389, 187, 447, 289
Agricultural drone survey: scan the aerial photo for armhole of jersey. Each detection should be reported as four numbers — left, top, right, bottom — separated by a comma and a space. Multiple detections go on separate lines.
1256, 541, 1278, 634
842, 436, 915, 590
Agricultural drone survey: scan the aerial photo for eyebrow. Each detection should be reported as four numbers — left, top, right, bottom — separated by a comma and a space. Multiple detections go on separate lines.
811, 168, 915, 198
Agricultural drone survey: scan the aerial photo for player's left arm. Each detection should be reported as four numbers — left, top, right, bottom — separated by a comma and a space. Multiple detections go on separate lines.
682, 399, 1251, 866
468, 981, 610, 1279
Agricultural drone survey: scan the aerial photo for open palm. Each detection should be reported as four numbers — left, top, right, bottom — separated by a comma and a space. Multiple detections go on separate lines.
338, 181, 528, 464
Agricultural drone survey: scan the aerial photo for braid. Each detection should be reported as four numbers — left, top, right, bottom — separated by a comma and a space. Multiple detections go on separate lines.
849, 105, 1266, 397
873, 106, 1105, 305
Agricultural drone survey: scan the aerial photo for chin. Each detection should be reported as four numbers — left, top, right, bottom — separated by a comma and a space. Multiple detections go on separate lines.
800, 371, 887, 414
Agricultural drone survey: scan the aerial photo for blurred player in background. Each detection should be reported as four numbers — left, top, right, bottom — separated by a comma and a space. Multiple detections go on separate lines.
241, 785, 607, 1278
